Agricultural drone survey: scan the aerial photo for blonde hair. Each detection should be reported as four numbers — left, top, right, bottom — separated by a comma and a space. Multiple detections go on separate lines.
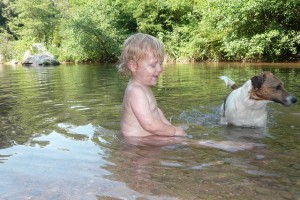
117, 33, 165, 76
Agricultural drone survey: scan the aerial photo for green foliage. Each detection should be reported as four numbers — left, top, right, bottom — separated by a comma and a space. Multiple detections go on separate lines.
0, 0, 16, 61
0, 31, 15, 60
200, 0, 300, 61
129, 0, 201, 61
0, 0, 61, 61
1, 0, 300, 62
57, 0, 124, 62
0, 1, 6, 27
7, 0, 59, 44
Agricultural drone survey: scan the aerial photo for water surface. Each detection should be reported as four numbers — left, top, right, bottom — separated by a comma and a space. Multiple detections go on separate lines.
0, 63, 299, 200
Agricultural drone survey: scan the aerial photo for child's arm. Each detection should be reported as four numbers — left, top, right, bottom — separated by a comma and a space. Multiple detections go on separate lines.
157, 108, 172, 125
130, 88, 186, 137
158, 108, 186, 136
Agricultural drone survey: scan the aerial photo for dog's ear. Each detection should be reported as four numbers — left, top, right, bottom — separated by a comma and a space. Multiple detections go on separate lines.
251, 74, 265, 89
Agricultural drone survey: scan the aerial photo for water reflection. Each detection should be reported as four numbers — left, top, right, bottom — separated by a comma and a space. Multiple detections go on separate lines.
220, 126, 271, 141
112, 142, 173, 196
0, 63, 299, 199
0, 123, 172, 199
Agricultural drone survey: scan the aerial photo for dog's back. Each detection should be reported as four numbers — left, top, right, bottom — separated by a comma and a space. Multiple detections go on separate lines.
219, 77, 269, 127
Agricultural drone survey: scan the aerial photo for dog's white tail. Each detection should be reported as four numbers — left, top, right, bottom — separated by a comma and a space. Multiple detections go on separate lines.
219, 76, 237, 89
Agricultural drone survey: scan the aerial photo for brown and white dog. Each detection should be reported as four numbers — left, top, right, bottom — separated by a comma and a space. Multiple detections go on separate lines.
219, 71, 297, 127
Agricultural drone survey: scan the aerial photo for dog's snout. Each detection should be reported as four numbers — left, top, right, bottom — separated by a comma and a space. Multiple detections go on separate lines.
291, 96, 297, 104
284, 95, 297, 106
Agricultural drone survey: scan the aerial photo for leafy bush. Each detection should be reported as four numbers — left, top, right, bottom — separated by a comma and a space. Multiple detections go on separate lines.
0, 0, 299, 62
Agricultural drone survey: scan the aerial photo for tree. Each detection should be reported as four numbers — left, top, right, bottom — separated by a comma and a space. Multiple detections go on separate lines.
1, 0, 300, 62
198, 0, 300, 61
7, 0, 60, 45
57, 0, 125, 62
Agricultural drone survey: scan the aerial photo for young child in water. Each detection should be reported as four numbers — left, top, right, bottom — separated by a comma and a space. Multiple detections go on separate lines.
118, 33, 186, 137
117, 33, 256, 152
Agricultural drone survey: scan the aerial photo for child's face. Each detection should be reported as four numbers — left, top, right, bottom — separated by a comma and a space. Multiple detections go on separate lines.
131, 52, 163, 86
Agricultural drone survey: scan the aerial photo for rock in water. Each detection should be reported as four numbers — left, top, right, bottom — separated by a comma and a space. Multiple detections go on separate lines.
22, 43, 60, 66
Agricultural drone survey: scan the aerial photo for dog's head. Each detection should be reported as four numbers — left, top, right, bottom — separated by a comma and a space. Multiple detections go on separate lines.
250, 71, 297, 106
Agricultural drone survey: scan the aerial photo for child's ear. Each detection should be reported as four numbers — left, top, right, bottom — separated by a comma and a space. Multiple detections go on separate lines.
128, 60, 137, 72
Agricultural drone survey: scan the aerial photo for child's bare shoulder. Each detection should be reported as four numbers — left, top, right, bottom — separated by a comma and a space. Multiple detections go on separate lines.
126, 82, 147, 95
124, 83, 148, 102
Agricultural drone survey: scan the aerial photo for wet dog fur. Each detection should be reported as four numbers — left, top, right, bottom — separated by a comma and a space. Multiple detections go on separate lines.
219, 71, 297, 127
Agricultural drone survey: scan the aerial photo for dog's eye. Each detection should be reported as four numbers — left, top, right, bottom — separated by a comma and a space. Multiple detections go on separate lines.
275, 85, 281, 90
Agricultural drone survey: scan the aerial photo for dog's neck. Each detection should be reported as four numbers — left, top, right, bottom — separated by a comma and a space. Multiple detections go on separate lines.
242, 80, 271, 108
249, 91, 265, 101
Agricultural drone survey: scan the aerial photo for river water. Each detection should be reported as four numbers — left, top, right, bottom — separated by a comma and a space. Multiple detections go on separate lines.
0, 63, 299, 200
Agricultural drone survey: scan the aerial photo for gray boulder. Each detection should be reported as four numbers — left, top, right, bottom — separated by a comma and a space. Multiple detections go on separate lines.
22, 43, 60, 66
